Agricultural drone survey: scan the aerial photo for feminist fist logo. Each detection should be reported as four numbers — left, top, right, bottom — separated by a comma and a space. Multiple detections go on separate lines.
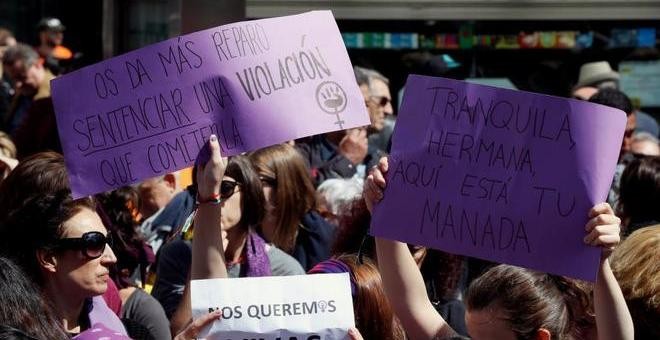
315, 81, 348, 129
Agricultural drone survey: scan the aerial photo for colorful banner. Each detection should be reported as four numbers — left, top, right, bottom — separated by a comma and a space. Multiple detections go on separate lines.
371, 75, 626, 281
51, 11, 369, 198
191, 274, 355, 339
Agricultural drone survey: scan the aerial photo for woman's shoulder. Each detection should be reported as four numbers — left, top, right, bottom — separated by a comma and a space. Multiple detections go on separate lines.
265, 244, 306, 276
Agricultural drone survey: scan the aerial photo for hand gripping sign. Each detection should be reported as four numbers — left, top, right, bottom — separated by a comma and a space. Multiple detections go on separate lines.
371, 75, 626, 282
51, 11, 369, 198
191, 274, 355, 339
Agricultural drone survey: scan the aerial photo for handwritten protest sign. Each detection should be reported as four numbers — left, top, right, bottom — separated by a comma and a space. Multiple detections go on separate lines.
51, 11, 369, 198
191, 274, 355, 340
371, 75, 626, 281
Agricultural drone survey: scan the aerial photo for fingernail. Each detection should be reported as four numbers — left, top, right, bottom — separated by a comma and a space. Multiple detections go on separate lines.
210, 134, 217, 142
348, 328, 357, 335
213, 310, 222, 318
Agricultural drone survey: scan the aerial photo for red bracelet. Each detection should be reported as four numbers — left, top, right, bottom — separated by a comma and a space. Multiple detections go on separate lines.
197, 193, 222, 205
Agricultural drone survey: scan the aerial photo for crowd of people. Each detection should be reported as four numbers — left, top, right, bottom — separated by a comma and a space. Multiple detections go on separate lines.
0, 17, 659, 340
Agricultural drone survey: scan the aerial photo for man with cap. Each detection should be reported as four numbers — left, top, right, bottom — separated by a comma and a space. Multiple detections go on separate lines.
2, 43, 60, 158
573, 60, 659, 138
36, 17, 74, 74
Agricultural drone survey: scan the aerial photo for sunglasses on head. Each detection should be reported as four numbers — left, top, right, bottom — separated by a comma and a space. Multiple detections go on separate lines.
220, 180, 241, 199
370, 96, 391, 107
53, 231, 112, 259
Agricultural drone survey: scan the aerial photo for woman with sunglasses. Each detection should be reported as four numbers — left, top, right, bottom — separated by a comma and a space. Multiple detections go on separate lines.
182, 135, 365, 339
0, 152, 128, 337
248, 143, 335, 270
160, 145, 304, 334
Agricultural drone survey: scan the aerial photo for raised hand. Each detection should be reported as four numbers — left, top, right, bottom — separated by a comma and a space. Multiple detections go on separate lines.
196, 135, 228, 202
584, 202, 621, 259
364, 156, 389, 213
339, 128, 368, 165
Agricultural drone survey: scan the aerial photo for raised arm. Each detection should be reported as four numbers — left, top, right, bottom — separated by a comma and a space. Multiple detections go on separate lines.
366, 157, 455, 339
172, 135, 230, 335
584, 203, 634, 340
191, 135, 229, 280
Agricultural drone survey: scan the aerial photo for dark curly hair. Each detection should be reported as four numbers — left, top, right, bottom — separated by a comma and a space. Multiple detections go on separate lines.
96, 186, 153, 289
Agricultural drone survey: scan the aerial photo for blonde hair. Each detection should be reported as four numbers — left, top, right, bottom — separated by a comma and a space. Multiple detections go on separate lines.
610, 225, 660, 338
0, 131, 16, 158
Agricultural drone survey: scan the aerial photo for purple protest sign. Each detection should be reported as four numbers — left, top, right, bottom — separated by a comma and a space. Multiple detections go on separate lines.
51, 11, 369, 198
371, 75, 626, 281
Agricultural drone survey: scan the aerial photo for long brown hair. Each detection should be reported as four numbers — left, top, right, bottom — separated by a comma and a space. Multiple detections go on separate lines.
249, 144, 316, 252
466, 265, 593, 340
336, 254, 406, 340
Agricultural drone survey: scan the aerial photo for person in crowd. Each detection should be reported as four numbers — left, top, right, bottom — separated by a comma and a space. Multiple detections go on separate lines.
296, 128, 372, 186
0, 152, 128, 336
0, 27, 17, 121
611, 225, 660, 340
588, 88, 640, 211
153, 151, 304, 328
330, 195, 372, 256
35, 17, 76, 75
139, 173, 180, 221
617, 155, 660, 234
146, 182, 197, 256
308, 254, 406, 339
0, 256, 69, 339
138, 172, 183, 252
354, 66, 395, 154
365, 157, 634, 340
295, 68, 392, 186
317, 177, 363, 227
182, 134, 365, 339
574, 61, 658, 137
1, 43, 60, 158
0, 152, 226, 340
249, 143, 335, 270
96, 187, 170, 340
589, 89, 636, 157
630, 132, 660, 156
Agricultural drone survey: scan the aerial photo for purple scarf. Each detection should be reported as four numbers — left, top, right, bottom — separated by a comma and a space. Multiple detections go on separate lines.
73, 296, 128, 339
241, 230, 272, 277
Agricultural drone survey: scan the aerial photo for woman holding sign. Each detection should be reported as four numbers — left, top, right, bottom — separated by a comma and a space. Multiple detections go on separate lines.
365, 157, 634, 340
182, 135, 365, 340
167, 141, 306, 333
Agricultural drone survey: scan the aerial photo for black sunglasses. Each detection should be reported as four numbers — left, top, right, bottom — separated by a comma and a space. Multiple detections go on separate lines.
220, 180, 241, 200
370, 96, 391, 107
53, 231, 112, 259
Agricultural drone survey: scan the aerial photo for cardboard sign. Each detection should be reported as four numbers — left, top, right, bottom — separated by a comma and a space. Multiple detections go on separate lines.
371, 75, 626, 281
191, 274, 355, 340
51, 11, 369, 198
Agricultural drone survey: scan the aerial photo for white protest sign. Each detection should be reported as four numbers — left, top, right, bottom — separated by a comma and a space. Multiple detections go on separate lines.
191, 274, 355, 340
